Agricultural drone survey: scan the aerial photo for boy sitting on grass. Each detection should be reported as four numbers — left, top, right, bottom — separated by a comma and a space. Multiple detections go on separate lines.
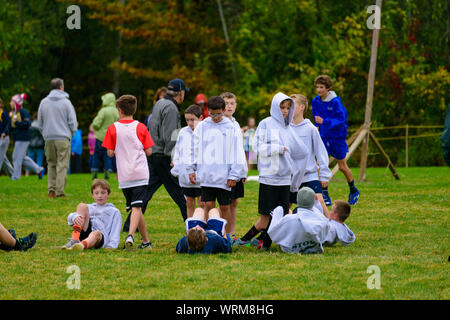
176, 207, 232, 254
62, 179, 122, 250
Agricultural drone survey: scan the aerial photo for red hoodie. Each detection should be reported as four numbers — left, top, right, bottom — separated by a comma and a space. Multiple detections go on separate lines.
194, 94, 209, 119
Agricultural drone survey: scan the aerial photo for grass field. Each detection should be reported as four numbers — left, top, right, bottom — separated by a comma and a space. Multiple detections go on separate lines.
0, 167, 449, 300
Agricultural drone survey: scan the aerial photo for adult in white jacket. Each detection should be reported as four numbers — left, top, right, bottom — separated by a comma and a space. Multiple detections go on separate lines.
268, 187, 355, 254
289, 94, 331, 206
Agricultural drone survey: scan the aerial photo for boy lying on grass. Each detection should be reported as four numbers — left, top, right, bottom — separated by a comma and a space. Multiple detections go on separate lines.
176, 207, 232, 254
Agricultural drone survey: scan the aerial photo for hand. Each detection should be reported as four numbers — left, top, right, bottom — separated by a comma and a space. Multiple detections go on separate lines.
315, 116, 323, 124
170, 162, 174, 168
321, 181, 328, 188
227, 179, 237, 188
73, 215, 84, 226
282, 147, 287, 155
0, 133, 5, 139
242, 178, 247, 184
189, 173, 196, 184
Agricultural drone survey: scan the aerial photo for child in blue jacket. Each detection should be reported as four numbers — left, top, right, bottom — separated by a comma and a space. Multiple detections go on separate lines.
311, 75, 360, 205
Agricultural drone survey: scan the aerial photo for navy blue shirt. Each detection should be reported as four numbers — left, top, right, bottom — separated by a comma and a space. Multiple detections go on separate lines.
0, 109, 10, 136
176, 232, 232, 254
11, 108, 31, 141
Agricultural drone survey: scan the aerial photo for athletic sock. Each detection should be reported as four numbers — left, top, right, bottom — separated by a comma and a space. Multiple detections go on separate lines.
81, 240, 89, 249
72, 225, 82, 241
259, 229, 272, 249
348, 180, 357, 193
241, 225, 260, 242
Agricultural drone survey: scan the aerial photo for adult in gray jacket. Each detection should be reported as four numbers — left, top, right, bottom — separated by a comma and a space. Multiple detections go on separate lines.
38, 78, 78, 197
123, 79, 188, 232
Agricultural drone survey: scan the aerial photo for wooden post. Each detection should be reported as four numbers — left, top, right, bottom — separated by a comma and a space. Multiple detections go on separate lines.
332, 127, 368, 177
369, 131, 400, 180
359, 0, 382, 181
217, 0, 238, 85
405, 124, 409, 168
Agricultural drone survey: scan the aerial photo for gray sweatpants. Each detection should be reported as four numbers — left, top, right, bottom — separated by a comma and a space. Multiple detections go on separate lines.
11, 140, 42, 180
0, 136, 13, 177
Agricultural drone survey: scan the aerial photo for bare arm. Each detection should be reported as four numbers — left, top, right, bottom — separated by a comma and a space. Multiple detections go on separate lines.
144, 147, 152, 157
107, 149, 115, 158
315, 194, 330, 219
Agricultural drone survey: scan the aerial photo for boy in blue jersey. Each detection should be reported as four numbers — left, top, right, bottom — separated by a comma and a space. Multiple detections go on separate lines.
311, 75, 360, 205
176, 207, 232, 254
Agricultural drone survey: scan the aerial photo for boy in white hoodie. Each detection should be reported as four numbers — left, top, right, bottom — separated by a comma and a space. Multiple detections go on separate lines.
188, 96, 245, 233
62, 179, 122, 250
268, 187, 355, 254
171, 104, 204, 218
234, 92, 308, 250
290, 94, 331, 207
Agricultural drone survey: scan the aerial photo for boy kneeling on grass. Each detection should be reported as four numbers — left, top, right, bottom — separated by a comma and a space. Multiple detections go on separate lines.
62, 179, 122, 250
176, 207, 232, 254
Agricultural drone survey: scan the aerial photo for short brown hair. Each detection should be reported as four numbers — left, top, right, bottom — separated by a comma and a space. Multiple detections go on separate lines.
186, 228, 207, 252
50, 78, 64, 90
116, 95, 137, 116
220, 92, 237, 102
314, 75, 333, 89
91, 179, 111, 194
334, 200, 351, 222
185, 104, 203, 118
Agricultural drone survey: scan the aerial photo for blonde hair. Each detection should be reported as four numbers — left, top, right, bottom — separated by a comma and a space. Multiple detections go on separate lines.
153, 87, 168, 105
290, 94, 309, 114
220, 92, 237, 101
187, 228, 207, 252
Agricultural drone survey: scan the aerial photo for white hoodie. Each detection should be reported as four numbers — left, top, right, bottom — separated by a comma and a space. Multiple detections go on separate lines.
268, 200, 355, 254
253, 92, 309, 186
290, 119, 332, 192
187, 116, 247, 191
67, 203, 122, 249
170, 126, 201, 188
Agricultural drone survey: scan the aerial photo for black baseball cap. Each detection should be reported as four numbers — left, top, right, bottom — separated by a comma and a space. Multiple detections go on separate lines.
168, 79, 189, 92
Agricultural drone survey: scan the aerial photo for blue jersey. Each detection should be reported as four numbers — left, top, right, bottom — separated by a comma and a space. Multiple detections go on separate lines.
311, 91, 347, 140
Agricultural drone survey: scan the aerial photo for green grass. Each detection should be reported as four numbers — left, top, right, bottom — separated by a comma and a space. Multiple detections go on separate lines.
0, 167, 449, 300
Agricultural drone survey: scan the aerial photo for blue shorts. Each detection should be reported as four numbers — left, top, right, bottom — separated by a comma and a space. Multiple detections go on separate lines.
290, 180, 323, 204
322, 138, 348, 160
186, 217, 226, 237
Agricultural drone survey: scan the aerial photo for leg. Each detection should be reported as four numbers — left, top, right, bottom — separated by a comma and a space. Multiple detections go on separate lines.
186, 196, 196, 218
81, 230, 103, 249
91, 139, 102, 176
192, 207, 206, 220
227, 200, 238, 234
45, 140, 57, 194
0, 136, 10, 170
0, 222, 16, 248
337, 158, 353, 183
55, 140, 71, 196
75, 203, 91, 231
196, 196, 204, 209
12, 141, 29, 180
129, 206, 149, 243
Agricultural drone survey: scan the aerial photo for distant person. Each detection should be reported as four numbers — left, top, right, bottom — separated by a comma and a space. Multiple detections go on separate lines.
0, 222, 37, 252
9, 93, 44, 180
91, 93, 119, 180
194, 93, 209, 119
268, 187, 355, 254
176, 207, 232, 254
38, 78, 78, 198
147, 86, 168, 129
26, 112, 45, 177
61, 179, 122, 250
171, 104, 204, 218
0, 97, 14, 177
441, 103, 450, 166
242, 117, 257, 170
312, 75, 360, 205
70, 129, 82, 174
103, 95, 154, 250
88, 125, 96, 170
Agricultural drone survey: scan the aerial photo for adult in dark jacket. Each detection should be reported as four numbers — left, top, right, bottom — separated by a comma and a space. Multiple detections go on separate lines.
9, 94, 44, 180
123, 79, 188, 232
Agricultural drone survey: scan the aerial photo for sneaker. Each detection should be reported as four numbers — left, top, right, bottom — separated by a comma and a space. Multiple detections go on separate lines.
348, 188, 360, 205
48, 191, 56, 198
322, 190, 332, 206
18, 232, 37, 251
124, 235, 134, 250
138, 241, 152, 250
38, 167, 44, 180
92, 171, 98, 180
72, 242, 85, 251
104, 170, 110, 180
62, 238, 80, 250
8, 228, 17, 240
232, 238, 252, 247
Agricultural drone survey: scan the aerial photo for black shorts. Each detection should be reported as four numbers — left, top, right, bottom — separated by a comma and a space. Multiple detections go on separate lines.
201, 186, 232, 206
182, 187, 202, 198
289, 180, 323, 204
122, 185, 148, 212
230, 179, 245, 200
80, 221, 104, 249
258, 183, 290, 216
